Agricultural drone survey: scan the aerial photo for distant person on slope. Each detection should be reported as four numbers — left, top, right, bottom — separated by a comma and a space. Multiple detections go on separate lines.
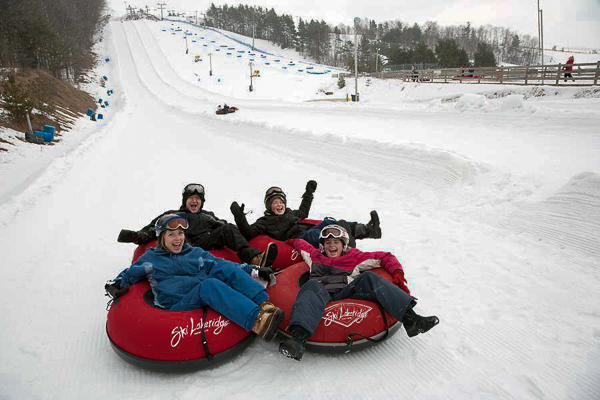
106, 214, 284, 342
278, 224, 439, 361
563, 55, 575, 82
229, 181, 381, 248
117, 183, 278, 269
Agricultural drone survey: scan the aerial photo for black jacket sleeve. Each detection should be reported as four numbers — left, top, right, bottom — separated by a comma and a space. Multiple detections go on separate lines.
297, 190, 314, 219
241, 216, 269, 240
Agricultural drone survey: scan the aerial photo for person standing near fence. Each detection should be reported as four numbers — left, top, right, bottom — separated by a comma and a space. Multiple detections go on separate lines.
564, 55, 575, 82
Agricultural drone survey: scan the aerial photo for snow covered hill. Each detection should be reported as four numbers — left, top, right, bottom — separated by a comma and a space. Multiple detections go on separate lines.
1, 18, 599, 400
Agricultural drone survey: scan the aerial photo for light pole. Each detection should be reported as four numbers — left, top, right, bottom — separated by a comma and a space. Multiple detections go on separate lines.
184, 34, 188, 54
209, 53, 213, 76
251, 23, 256, 51
375, 47, 380, 73
249, 62, 254, 92
354, 17, 359, 102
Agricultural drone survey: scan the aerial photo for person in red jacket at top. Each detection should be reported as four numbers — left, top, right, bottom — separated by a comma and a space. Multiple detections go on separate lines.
278, 224, 439, 361
564, 55, 575, 82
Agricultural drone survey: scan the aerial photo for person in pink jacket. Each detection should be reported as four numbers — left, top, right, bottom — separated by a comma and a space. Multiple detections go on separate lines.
278, 224, 439, 361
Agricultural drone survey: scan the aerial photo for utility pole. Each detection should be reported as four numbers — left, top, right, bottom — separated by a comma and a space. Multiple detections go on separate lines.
251, 23, 256, 51
540, 9, 544, 66
209, 53, 213, 76
157, 2, 166, 21
354, 17, 359, 102
195, 11, 198, 25
537, 0, 544, 66
184, 34, 188, 54
249, 62, 254, 92
375, 47, 380, 73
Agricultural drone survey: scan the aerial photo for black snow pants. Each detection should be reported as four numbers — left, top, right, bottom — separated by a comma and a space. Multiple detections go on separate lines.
288, 271, 415, 335
191, 223, 261, 264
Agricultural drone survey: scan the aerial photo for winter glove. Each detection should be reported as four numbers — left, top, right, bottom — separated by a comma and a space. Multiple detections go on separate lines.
392, 270, 411, 295
117, 229, 138, 243
105, 281, 130, 299
230, 201, 245, 217
257, 267, 274, 281
305, 180, 318, 194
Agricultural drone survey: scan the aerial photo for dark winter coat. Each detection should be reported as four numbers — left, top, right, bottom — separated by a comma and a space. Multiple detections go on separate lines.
233, 190, 313, 241
138, 206, 227, 244
290, 238, 405, 294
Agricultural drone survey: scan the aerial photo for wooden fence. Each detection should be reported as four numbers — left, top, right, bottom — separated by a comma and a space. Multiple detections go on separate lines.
368, 61, 600, 86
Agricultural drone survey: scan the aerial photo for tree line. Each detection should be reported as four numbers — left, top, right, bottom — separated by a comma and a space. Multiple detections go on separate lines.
203, 3, 540, 72
0, 0, 107, 81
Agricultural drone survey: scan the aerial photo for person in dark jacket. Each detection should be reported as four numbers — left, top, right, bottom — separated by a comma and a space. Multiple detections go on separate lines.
278, 225, 439, 361
106, 214, 284, 341
117, 183, 277, 268
229, 181, 381, 248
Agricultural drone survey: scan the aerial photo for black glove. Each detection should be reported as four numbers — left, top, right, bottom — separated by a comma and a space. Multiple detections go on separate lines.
257, 267, 274, 281
305, 180, 317, 194
117, 229, 138, 243
230, 201, 245, 216
105, 281, 130, 299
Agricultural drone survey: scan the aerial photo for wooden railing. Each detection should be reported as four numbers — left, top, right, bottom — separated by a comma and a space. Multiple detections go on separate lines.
368, 62, 600, 86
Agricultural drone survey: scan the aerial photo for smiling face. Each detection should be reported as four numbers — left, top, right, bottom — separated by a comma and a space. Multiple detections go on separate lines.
162, 228, 185, 254
323, 238, 344, 259
185, 194, 203, 213
270, 197, 286, 215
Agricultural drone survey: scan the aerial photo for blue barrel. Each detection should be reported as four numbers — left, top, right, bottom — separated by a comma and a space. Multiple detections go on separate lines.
102, 75, 108, 81
104, 101, 110, 107
87, 108, 94, 116
42, 131, 53, 142
97, 114, 104, 120
43, 125, 55, 135
98, 98, 103, 103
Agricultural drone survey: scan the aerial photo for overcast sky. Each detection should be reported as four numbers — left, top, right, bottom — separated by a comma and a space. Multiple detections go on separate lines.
115, 0, 600, 49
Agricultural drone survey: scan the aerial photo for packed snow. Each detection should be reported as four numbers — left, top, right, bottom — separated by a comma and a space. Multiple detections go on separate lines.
1, 16, 600, 400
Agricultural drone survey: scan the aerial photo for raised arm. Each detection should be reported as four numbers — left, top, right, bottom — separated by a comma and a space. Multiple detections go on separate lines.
297, 180, 317, 219
230, 201, 267, 239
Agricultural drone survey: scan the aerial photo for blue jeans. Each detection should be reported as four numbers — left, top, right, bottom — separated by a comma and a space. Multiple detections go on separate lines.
169, 263, 268, 331
289, 271, 414, 335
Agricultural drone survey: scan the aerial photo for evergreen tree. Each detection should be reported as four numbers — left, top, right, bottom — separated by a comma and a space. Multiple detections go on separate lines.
412, 42, 437, 64
337, 74, 346, 89
435, 38, 468, 67
474, 42, 496, 67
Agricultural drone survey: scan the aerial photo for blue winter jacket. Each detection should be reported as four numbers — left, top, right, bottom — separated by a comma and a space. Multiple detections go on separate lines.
114, 243, 254, 310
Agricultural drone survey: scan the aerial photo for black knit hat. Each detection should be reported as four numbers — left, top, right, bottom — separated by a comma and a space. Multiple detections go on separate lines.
264, 186, 287, 211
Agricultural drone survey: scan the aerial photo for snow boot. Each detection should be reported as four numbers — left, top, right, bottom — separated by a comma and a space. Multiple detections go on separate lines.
367, 210, 382, 239
259, 301, 276, 312
402, 308, 439, 338
251, 242, 278, 268
353, 211, 382, 240
252, 306, 284, 342
279, 326, 310, 361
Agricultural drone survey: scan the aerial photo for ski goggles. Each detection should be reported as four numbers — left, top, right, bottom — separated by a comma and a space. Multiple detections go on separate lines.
183, 183, 205, 196
158, 214, 189, 231
319, 225, 346, 240
265, 186, 284, 196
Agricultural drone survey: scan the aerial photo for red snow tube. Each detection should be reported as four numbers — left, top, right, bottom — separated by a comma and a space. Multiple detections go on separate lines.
215, 107, 238, 115
267, 262, 402, 353
248, 219, 320, 271
106, 241, 251, 372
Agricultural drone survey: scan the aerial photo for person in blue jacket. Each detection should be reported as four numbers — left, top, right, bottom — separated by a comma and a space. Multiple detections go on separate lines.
105, 214, 284, 341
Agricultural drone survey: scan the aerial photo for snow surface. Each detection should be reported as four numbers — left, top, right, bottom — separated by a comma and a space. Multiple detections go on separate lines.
1, 18, 600, 400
